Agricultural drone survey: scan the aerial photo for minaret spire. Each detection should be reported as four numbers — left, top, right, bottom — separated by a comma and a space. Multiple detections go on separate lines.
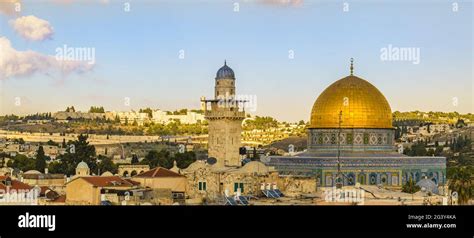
350, 58, 354, 75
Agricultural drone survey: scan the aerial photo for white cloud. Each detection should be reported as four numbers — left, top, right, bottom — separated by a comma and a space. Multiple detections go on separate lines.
0, 37, 93, 80
9, 15, 54, 41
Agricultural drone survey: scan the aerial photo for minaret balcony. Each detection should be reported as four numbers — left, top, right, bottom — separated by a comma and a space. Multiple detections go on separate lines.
205, 110, 245, 120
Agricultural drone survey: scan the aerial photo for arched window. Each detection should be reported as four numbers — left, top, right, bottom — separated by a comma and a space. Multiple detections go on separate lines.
414, 172, 420, 182
369, 173, 377, 185
347, 173, 355, 186
131, 170, 137, 177
326, 176, 333, 186
381, 174, 388, 185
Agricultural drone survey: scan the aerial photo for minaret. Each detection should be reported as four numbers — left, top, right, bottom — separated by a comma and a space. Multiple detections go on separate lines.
202, 61, 245, 167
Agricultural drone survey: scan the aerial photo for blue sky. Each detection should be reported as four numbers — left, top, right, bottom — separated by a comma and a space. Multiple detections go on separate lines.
0, 0, 472, 122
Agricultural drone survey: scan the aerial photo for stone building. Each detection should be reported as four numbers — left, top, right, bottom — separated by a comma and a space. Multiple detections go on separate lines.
182, 62, 317, 204
131, 167, 187, 202
65, 161, 161, 205
151, 109, 205, 124
118, 164, 150, 177
182, 161, 280, 203
65, 175, 140, 205
0, 175, 36, 205
182, 160, 317, 203
201, 61, 246, 167
21, 170, 66, 194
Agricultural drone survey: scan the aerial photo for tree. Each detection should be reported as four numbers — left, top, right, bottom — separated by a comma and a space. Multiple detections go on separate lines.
447, 166, 473, 204
48, 161, 67, 174
53, 134, 97, 175
131, 154, 139, 164
243, 116, 278, 130
46, 140, 58, 146
404, 142, 427, 156
173, 151, 196, 169
140, 149, 172, 168
139, 108, 153, 118
97, 155, 117, 174
395, 127, 402, 140
66, 106, 76, 112
14, 138, 25, 144
10, 154, 35, 172
35, 146, 47, 172
0, 152, 8, 167
89, 106, 105, 113
402, 178, 420, 194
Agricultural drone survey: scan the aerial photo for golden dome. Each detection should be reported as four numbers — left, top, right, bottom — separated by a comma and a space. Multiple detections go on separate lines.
309, 75, 393, 129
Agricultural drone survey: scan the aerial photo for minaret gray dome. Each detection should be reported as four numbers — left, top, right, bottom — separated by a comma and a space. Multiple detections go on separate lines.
215, 60, 235, 80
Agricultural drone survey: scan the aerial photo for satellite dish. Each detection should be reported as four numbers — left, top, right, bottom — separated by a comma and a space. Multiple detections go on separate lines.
206, 157, 217, 165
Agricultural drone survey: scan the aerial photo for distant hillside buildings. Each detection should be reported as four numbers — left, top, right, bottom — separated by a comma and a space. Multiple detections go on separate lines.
53, 109, 205, 125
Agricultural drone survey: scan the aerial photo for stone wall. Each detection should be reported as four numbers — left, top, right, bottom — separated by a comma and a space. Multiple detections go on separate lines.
278, 177, 317, 197
207, 119, 242, 167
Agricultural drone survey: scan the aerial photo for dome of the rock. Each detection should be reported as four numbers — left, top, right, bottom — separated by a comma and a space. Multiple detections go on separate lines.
309, 75, 392, 129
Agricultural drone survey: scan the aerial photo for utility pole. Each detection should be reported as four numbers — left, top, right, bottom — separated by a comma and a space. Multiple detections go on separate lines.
336, 110, 343, 189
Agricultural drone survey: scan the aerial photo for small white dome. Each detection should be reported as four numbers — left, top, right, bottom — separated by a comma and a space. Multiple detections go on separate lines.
184, 161, 207, 171
76, 161, 89, 169
101, 171, 113, 176
24, 170, 42, 175
416, 178, 439, 194
240, 161, 269, 174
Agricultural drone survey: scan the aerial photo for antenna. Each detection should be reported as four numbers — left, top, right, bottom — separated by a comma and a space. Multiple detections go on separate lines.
206, 157, 217, 165
350, 58, 354, 75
